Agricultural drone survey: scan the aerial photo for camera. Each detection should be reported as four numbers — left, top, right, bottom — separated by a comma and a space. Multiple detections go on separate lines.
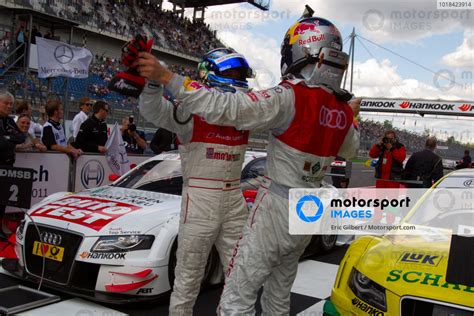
128, 116, 136, 132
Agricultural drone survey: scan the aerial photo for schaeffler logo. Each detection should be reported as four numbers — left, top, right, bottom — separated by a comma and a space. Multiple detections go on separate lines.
296, 195, 324, 222
459, 104, 473, 112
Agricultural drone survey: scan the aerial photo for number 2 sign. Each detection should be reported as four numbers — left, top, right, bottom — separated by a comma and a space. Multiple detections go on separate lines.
0, 166, 34, 209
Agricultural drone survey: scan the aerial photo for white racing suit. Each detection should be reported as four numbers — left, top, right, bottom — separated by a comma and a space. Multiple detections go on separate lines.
139, 80, 249, 315
164, 74, 360, 315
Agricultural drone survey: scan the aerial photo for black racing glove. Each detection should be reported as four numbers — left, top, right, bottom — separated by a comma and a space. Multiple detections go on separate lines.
109, 34, 154, 98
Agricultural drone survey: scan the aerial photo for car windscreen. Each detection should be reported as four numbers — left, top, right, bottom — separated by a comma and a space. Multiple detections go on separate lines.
405, 178, 473, 231
113, 160, 184, 195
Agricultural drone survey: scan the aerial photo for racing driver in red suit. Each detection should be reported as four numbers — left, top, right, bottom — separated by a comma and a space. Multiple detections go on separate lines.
139, 48, 254, 315
137, 12, 361, 316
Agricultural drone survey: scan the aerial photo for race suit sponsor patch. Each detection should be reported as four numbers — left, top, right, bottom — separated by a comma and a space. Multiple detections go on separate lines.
206, 148, 241, 161
31, 196, 140, 231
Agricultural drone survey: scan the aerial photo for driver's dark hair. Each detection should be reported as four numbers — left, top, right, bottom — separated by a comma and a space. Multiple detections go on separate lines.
93, 101, 108, 114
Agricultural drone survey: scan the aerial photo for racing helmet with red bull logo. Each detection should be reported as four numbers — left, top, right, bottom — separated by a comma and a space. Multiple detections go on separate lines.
198, 48, 254, 93
280, 16, 349, 91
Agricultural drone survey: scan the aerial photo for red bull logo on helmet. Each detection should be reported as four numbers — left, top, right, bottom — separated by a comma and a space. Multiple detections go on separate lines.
294, 22, 318, 35
288, 20, 321, 44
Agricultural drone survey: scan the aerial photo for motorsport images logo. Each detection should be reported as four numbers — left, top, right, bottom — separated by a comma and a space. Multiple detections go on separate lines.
296, 195, 324, 222
289, 188, 423, 235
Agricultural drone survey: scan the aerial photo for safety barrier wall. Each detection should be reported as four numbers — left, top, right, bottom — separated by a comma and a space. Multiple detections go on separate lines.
6, 151, 152, 213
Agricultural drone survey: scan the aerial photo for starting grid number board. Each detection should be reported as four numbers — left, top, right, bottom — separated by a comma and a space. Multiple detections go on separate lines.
0, 166, 35, 209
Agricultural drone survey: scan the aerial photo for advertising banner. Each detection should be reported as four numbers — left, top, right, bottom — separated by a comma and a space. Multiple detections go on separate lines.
74, 154, 150, 192
6, 152, 71, 213
361, 98, 474, 116
36, 37, 92, 79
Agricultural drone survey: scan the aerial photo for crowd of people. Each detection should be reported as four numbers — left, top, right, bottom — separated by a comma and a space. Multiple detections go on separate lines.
359, 119, 468, 159
11, 0, 223, 58
0, 10, 473, 315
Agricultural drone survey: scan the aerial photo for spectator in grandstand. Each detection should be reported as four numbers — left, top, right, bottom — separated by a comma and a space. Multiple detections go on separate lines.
456, 150, 472, 169
403, 137, 443, 188
42, 100, 82, 159
14, 100, 43, 138
121, 116, 146, 154
369, 130, 406, 188
73, 101, 109, 153
15, 24, 28, 67
150, 127, 176, 155
70, 97, 93, 140
30, 26, 42, 44
15, 114, 47, 152
0, 91, 25, 240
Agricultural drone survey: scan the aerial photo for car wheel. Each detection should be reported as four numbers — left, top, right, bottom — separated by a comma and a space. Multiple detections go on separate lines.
168, 238, 219, 289
316, 235, 337, 252
301, 235, 337, 258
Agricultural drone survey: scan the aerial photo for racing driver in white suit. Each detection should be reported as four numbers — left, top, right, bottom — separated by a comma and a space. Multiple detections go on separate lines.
139, 48, 255, 315
136, 13, 361, 316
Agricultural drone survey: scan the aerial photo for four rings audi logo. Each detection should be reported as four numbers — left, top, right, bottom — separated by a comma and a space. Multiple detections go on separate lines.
319, 106, 347, 130
41, 232, 62, 246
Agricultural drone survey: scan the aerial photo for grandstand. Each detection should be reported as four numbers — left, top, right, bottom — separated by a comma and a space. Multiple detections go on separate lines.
0, 0, 271, 139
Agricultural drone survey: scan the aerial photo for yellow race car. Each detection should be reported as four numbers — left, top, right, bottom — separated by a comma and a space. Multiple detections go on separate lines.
324, 169, 474, 315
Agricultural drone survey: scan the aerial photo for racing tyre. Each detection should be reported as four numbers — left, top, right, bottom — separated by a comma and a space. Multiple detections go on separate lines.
316, 235, 337, 253
168, 238, 219, 289
301, 235, 337, 258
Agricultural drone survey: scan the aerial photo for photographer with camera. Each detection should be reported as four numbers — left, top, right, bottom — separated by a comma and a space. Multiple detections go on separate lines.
121, 115, 146, 154
369, 130, 406, 188
0, 91, 26, 240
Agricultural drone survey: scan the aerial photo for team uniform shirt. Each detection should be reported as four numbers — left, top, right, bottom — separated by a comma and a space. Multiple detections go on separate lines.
42, 119, 67, 150
71, 111, 88, 139
73, 115, 108, 153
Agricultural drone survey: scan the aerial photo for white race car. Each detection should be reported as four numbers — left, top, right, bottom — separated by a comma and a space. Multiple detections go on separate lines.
2, 152, 338, 303
2, 151, 342, 303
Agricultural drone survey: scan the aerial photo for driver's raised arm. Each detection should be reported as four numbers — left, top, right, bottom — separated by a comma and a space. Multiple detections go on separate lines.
165, 74, 296, 132
139, 81, 193, 143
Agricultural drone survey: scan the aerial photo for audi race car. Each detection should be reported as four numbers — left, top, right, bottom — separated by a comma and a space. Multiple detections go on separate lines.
2, 152, 339, 303
324, 168, 474, 316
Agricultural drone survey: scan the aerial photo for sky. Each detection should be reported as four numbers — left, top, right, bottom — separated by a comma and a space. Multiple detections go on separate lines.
162, 0, 473, 143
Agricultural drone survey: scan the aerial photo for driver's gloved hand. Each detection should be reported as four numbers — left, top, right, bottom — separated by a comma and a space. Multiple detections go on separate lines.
109, 34, 153, 98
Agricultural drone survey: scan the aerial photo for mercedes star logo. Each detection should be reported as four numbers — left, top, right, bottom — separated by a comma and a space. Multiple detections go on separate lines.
54, 45, 74, 64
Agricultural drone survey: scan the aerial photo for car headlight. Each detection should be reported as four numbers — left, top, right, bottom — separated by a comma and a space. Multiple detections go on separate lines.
349, 269, 387, 311
16, 220, 26, 241
91, 235, 155, 252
